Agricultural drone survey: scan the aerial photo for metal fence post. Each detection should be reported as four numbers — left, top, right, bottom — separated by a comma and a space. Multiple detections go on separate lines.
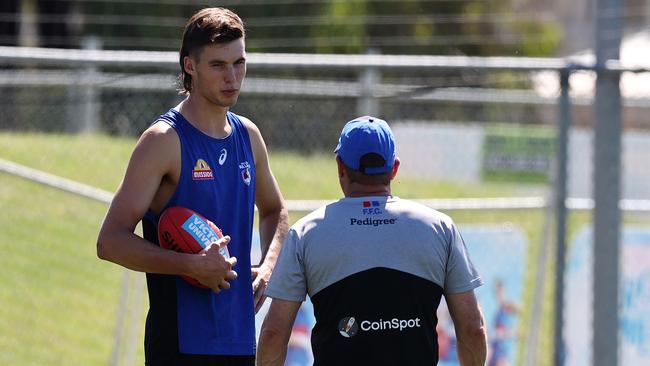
553, 68, 571, 366
67, 36, 101, 133
81, 36, 101, 133
593, 0, 623, 365
357, 48, 380, 117
110, 269, 131, 366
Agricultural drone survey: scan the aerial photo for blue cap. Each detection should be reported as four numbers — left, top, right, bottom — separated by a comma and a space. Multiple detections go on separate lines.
334, 116, 396, 174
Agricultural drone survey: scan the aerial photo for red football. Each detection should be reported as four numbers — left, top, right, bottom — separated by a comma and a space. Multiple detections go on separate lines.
158, 206, 229, 287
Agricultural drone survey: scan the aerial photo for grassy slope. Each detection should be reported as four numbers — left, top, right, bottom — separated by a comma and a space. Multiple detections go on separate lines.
0, 132, 549, 365
0, 173, 123, 365
0, 133, 137, 365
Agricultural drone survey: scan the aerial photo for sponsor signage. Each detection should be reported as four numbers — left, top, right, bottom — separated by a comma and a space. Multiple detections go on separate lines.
564, 227, 650, 366
481, 125, 555, 183
192, 159, 214, 180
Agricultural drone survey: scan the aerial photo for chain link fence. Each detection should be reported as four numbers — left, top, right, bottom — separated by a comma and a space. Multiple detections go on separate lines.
1, 46, 649, 366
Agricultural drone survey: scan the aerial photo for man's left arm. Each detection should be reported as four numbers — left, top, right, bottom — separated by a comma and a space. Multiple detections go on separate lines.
446, 290, 487, 366
244, 118, 289, 312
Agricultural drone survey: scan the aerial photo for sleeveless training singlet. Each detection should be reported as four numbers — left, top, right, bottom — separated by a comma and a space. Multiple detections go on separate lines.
141, 109, 257, 362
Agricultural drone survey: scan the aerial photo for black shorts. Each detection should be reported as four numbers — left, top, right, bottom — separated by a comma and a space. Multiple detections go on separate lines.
145, 354, 255, 366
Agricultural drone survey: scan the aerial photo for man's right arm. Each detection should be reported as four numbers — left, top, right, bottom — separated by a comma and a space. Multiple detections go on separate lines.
445, 290, 488, 366
96, 123, 236, 292
257, 298, 302, 366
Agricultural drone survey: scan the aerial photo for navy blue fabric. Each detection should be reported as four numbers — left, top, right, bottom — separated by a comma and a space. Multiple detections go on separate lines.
143, 109, 257, 357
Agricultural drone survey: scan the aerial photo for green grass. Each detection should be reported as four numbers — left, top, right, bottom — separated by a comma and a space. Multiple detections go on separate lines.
0, 132, 521, 200
269, 151, 521, 200
0, 132, 134, 192
0, 173, 124, 365
0, 131, 554, 365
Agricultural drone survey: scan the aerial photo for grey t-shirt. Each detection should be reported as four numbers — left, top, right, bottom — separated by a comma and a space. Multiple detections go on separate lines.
265, 196, 482, 365
266, 196, 482, 301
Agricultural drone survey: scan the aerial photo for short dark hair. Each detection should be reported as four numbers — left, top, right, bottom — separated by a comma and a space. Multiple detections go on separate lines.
342, 153, 392, 185
178, 8, 245, 94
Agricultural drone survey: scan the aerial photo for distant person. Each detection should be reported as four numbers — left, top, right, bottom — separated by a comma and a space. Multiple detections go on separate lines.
488, 280, 519, 366
96, 7, 288, 366
436, 299, 459, 364
284, 304, 315, 366
257, 116, 487, 365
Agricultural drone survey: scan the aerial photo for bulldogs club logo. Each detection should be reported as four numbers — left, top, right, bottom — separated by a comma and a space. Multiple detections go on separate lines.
239, 161, 251, 186
338, 317, 359, 338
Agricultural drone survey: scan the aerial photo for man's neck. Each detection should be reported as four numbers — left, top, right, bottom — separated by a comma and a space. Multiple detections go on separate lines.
177, 95, 231, 139
345, 184, 391, 198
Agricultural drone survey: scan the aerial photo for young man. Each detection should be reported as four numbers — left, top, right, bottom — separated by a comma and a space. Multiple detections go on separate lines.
97, 8, 288, 366
258, 116, 487, 366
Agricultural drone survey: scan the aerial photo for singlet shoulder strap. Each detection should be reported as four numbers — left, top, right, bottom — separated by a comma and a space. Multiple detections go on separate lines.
153, 109, 181, 129
226, 111, 254, 142
227, 111, 243, 129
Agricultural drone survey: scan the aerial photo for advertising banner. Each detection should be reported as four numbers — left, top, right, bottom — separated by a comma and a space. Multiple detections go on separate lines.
564, 227, 650, 366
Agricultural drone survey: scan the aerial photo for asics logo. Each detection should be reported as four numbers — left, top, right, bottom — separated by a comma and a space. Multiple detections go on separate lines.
218, 149, 227, 165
